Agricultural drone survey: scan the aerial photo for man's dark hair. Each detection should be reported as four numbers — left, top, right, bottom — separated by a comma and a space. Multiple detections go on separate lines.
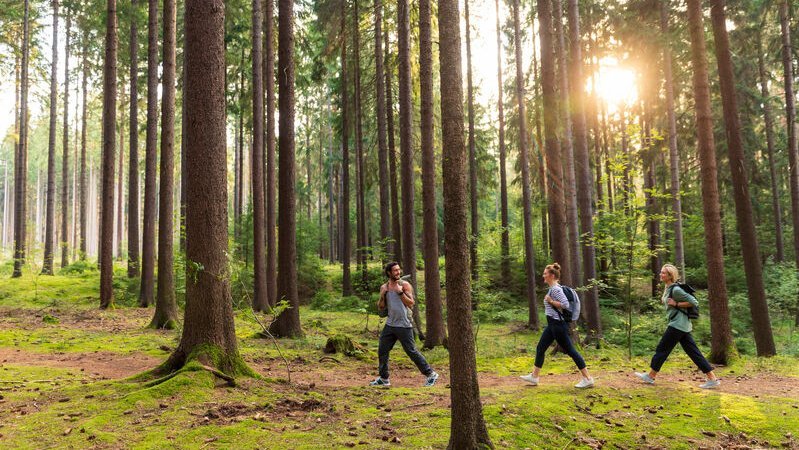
384, 262, 400, 278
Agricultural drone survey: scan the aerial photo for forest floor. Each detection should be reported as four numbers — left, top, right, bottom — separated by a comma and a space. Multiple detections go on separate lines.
1, 267, 798, 449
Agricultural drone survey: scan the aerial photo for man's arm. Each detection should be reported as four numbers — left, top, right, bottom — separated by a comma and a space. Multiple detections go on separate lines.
378, 285, 387, 310
399, 282, 415, 308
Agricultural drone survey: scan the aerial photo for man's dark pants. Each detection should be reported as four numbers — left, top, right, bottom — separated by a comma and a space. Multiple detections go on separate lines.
378, 325, 432, 379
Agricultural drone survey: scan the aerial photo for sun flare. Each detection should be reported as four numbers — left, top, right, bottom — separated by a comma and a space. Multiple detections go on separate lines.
589, 58, 638, 113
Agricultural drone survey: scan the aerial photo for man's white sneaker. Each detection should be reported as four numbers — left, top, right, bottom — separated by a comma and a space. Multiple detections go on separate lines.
575, 377, 595, 388
520, 374, 539, 385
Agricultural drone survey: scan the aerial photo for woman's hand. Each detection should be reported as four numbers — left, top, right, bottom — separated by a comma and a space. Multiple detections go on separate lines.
667, 298, 677, 307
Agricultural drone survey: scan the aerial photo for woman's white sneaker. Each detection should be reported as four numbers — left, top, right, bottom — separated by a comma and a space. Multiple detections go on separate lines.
575, 377, 595, 388
520, 374, 539, 385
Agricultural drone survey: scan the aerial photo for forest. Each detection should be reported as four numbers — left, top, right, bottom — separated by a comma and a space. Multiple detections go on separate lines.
0, 0, 798, 447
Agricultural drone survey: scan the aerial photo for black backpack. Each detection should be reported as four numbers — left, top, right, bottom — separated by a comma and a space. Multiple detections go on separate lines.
555, 285, 581, 322
668, 283, 699, 320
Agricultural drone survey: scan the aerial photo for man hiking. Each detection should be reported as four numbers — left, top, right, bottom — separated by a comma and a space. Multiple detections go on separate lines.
370, 262, 439, 387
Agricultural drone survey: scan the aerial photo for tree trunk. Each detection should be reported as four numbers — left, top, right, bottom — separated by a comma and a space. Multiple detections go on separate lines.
386, 29, 402, 263
150, 0, 178, 328
43, 0, 60, 275
686, 0, 734, 364
140, 0, 159, 307
420, 0, 445, 348
710, 0, 775, 356
757, 32, 784, 263
464, 0, 479, 284
128, 0, 140, 276
269, 0, 302, 338
438, 0, 493, 446
251, 0, 268, 312
13, 0, 31, 278
264, 0, 277, 308
340, 7, 352, 297
398, 0, 424, 339
552, 0, 578, 286
514, 0, 540, 331
779, 0, 799, 327
80, 27, 88, 260
495, 0, 510, 287
375, 0, 390, 262
162, 0, 250, 375
116, 118, 124, 259
354, 0, 367, 285
62, 10, 72, 270
531, 18, 548, 259
538, 0, 568, 274
100, 0, 118, 309
567, 0, 600, 340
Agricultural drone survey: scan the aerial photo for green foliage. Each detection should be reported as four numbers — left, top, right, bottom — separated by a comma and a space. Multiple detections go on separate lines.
310, 291, 373, 314
60, 259, 98, 275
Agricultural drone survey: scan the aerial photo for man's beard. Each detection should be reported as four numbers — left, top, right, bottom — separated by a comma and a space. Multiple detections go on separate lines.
391, 273, 401, 281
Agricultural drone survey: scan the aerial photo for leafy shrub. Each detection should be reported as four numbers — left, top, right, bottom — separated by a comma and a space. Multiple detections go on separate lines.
61, 259, 97, 275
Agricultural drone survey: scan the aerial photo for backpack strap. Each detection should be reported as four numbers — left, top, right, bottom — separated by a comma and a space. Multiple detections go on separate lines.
667, 284, 691, 320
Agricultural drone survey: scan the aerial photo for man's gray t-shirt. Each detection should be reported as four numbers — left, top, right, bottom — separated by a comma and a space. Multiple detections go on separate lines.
385, 289, 413, 328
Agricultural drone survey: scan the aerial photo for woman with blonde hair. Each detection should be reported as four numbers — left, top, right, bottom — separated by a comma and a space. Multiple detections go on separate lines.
635, 264, 720, 389
520, 263, 595, 388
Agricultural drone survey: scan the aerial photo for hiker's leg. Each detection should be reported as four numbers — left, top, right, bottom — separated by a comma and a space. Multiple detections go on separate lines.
552, 320, 586, 370
378, 326, 399, 379
679, 332, 714, 375
397, 326, 433, 376
650, 326, 682, 376
534, 319, 557, 371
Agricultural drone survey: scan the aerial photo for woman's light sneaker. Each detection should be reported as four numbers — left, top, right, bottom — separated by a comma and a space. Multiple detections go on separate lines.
699, 379, 720, 389
575, 377, 595, 388
520, 374, 539, 385
634, 372, 655, 384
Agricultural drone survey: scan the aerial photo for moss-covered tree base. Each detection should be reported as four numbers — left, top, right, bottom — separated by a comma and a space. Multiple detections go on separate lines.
140, 344, 257, 387
147, 317, 177, 330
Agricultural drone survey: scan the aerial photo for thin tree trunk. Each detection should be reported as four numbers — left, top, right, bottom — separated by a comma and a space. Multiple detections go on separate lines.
128, 0, 140, 277
375, 0, 390, 262
386, 29, 402, 263
514, 0, 540, 331
264, 0, 277, 307
100, 0, 118, 309
252, 0, 268, 312
151, 0, 178, 329
710, 0, 775, 356
398, 0, 424, 339
269, 0, 302, 337
496, 0, 510, 287
43, 0, 60, 275
464, 0, 479, 284
779, 0, 799, 327
340, 7, 352, 297
354, 0, 367, 284
438, 0, 492, 445
61, 10, 72, 270
686, 0, 734, 364
420, 0, 445, 348
567, 0, 600, 340
756, 33, 784, 263
552, 0, 578, 286
80, 27, 88, 260
538, 0, 569, 274
13, 0, 29, 277
140, 0, 159, 307
116, 118, 124, 259
163, 0, 249, 375
531, 18, 548, 258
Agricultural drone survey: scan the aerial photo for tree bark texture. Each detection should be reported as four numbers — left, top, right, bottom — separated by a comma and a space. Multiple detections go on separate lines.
251, 0, 268, 312
43, 0, 60, 275
140, 0, 159, 307
100, 0, 118, 309
62, 10, 72, 270
375, 0, 391, 262
128, 1, 140, 277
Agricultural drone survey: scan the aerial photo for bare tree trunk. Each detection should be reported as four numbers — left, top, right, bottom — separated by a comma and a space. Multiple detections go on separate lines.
151, 0, 178, 328
420, 0, 445, 348
265, 0, 277, 308
128, 0, 140, 276
779, 0, 799, 327
386, 29, 402, 263
354, 0, 367, 285
495, 0, 510, 287
538, 0, 568, 274
100, 0, 118, 309
80, 28, 88, 260
438, 0, 492, 445
162, 0, 250, 374
686, 0, 734, 364
398, 0, 424, 339
269, 0, 302, 337
61, 10, 72, 270
552, 0, 578, 286
13, 0, 31, 278
513, 0, 540, 331
140, 0, 159, 307
116, 118, 124, 259
757, 32, 784, 263
375, 0, 390, 262
340, 7, 352, 297
531, 18, 548, 258
567, 0, 600, 340
464, 0, 479, 284
251, 0, 268, 312
710, 0, 775, 356
43, 0, 60, 275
